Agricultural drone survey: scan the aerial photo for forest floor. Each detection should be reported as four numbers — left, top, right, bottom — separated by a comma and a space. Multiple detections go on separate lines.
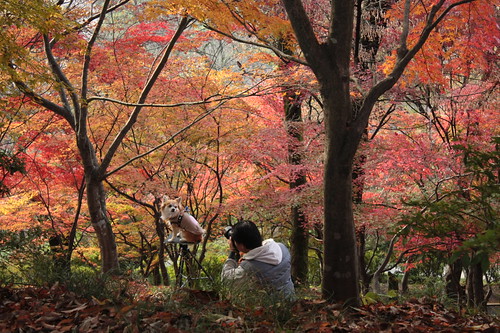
0, 283, 498, 332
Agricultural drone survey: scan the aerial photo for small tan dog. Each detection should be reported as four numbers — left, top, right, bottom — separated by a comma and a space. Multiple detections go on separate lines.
160, 196, 204, 243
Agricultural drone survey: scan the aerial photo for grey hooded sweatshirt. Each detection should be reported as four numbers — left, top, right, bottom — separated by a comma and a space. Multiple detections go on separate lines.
221, 239, 295, 298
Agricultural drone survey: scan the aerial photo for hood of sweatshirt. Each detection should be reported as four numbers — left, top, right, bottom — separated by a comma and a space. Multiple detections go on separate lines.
242, 239, 282, 265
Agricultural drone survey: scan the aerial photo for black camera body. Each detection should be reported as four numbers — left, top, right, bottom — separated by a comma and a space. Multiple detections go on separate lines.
223, 226, 233, 239
223, 226, 240, 260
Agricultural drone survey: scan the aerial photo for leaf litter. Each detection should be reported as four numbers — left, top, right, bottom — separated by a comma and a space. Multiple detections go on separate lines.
0, 284, 498, 332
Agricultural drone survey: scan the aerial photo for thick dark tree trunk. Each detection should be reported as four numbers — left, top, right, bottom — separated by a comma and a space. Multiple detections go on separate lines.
153, 266, 161, 285
285, 91, 309, 286
387, 271, 398, 292
445, 259, 464, 302
323, 91, 361, 303
49, 235, 71, 274
467, 262, 485, 309
322, 132, 360, 304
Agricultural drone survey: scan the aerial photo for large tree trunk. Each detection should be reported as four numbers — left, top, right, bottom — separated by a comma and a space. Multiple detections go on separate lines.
322, 116, 361, 304
323, 80, 361, 303
467, 262, 485, 309
445, 259, 464, 303
285, 90, 309, 286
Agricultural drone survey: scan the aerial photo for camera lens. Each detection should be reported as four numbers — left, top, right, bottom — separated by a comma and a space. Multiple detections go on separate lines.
224, 226, 233, 239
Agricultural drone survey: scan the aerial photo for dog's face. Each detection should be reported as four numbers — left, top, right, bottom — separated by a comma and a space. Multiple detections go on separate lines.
160, 196, 183, 220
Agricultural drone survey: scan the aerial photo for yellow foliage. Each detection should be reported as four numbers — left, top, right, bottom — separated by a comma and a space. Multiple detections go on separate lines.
146, 0, 293, 43
0, 192, 45, 231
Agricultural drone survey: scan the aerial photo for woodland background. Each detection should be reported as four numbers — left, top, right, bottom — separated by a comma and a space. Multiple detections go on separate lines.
0, 0, 499, 331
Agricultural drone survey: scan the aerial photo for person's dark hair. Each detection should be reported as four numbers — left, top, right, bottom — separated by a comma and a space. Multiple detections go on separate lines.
231, 220, 262, 250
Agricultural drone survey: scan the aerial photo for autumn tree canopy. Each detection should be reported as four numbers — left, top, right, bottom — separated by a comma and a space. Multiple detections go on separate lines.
0, 0, 498, 308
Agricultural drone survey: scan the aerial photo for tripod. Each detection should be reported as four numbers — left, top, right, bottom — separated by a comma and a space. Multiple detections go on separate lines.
169, 242, 214, 288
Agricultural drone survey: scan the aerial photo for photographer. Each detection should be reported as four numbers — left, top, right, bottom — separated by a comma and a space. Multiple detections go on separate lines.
221, 221, 295, 299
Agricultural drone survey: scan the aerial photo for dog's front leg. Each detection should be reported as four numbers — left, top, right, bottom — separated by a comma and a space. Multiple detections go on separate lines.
171, 225, 182, 242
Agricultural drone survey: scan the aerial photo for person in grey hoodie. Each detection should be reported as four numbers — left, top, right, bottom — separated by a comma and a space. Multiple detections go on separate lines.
221, 220, 295, 299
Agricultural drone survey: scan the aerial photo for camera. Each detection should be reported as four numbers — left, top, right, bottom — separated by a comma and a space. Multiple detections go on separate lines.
223, 226, 233, 239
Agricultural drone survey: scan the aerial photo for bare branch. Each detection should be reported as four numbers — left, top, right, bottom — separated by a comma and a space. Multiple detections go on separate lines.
397, 0, 412, 58
79, 0, 112, 139
87, 85, 275, 108
43, 34, 79, 125
104, 101, 223, 178
356, 0, 475, 136
201, 23, 308, 66
99, 16, 192, 177
106, 180, 155, 211
12, 78, 75, 128
69, 0, 131, 33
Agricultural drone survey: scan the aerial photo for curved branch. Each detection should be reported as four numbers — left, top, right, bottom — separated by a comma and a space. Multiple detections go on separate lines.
71, 0, 131, 33
104, 102, 222, 178
87, 87, 269, 107
355, 0, 475, 137
105, 180, 155, 211
12, 78, 75, 128
99, 15, 192, 177
282, 0, 323, 71
200, 23, 308, 66
43, 34, 78, 127
79, 0, 112, 139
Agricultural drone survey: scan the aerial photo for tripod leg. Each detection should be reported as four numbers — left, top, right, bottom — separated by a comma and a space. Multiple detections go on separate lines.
176, 253, 184, 287
191, 254, 214, 283
184, 248, 214, 284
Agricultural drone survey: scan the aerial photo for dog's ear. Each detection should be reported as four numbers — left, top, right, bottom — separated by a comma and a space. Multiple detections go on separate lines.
162, 195, 169, 203
175, 197, 182, 205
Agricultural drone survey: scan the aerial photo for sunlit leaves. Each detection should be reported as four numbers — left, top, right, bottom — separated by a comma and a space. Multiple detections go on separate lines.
147, 0, 293, 47
382, 0, 498, 85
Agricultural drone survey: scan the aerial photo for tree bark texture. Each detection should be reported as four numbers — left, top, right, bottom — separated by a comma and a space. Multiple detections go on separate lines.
282, 0, 360, 305
154, 203, 170, 286
467, 262, 485, 309
85, 174, 119, 273
445, 259, 464, 302
285, 90, 309, 285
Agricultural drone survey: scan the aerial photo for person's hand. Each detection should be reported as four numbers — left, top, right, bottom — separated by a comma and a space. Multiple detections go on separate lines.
227, 238, 240, 261
228, 238, 237, 252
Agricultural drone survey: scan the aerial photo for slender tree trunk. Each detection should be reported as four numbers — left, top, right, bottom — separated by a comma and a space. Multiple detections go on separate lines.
80, 136, 118, 273
356, 225, 371, 293
291, 206, 308, 284
285, 90, 309, 286
154, 212, 170, 285
86, 176, 119, 273
401, 268, 410, 294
